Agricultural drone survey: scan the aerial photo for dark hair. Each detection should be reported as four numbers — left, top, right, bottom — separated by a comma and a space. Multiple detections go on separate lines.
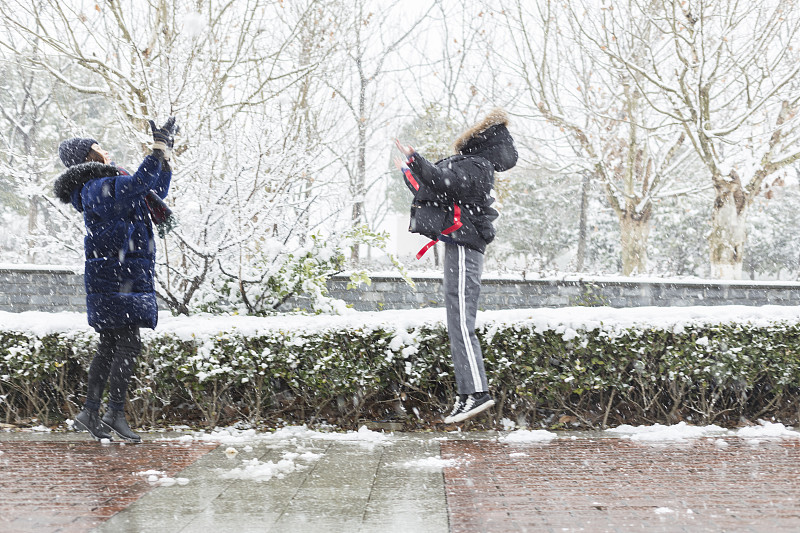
85, 147, 105, 163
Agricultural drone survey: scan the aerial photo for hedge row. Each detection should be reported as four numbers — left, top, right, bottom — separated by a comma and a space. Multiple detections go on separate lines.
2, 316, 800, 429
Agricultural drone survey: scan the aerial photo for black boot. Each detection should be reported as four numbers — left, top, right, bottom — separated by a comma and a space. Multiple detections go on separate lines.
101, 409, 141, 443
74, 409, 113, 441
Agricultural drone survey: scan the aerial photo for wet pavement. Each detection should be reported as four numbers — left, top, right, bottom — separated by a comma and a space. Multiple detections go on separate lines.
1, 429, 800, 532
443, 437, 800, 532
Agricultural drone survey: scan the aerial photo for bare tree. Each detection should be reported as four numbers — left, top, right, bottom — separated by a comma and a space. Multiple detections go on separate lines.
0, 39, 96, 262
323, 0, 434, 264
581, 0, 800, 279
0, 0, 349, 312
491, 0, 704, 275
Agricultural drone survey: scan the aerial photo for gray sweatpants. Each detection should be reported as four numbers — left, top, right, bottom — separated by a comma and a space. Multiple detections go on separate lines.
443, 243, 488, 395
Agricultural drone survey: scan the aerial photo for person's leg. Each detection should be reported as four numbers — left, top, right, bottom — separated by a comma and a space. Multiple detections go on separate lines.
101, 326, 142, 442
443, 243, 488, 395
85, 330, 114, 410
106, 326, 140, 411
74, 330, 114, 440
443, 243, 494, 422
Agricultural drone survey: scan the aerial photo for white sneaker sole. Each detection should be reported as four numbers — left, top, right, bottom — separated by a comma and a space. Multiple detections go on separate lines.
446, 399, 495, 424
443, 412, 461, 424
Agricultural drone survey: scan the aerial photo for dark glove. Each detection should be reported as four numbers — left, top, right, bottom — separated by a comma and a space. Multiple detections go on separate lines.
149, 117, 179, 160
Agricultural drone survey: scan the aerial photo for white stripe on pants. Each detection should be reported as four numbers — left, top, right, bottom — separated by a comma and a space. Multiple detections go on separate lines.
443, 243, 487, 394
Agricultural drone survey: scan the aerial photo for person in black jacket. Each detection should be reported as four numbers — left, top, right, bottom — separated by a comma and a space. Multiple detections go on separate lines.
53, 118, 178, 442
394, 108, 517, 423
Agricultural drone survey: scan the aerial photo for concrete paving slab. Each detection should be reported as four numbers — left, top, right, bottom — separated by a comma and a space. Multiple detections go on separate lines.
94, 432, 449, 533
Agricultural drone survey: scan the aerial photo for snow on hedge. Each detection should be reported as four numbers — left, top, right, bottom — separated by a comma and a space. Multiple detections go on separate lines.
5, 304, 800, 341
5, 305, 800, 428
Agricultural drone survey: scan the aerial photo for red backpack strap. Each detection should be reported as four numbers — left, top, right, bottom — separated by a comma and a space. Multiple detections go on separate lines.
441, 204, 462, 235
415, 203, 463, 259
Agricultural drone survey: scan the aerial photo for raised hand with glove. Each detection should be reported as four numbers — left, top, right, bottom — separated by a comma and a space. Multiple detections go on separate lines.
149, 116, 180, 162
145, 116, 179, 236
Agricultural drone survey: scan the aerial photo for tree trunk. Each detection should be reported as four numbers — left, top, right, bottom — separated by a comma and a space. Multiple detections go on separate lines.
576, 172, 591, 271
709, 181, 747, 280
350, 70, 368, 265
27, 196, 38, 263
619, 212, 649, 276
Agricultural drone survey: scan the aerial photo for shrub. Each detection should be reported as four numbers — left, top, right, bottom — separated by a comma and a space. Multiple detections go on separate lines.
2, 312, 799, 429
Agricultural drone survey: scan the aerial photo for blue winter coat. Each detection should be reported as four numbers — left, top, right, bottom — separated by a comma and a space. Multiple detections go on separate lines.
53, 156, 171, 330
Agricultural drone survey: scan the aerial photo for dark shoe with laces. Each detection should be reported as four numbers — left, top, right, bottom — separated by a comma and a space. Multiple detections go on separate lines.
445, 392, 495, 424
74, 409, 113, 441
101, 409, 142, 443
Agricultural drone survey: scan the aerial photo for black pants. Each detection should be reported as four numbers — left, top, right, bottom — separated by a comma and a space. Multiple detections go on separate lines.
84, 326, 141, 412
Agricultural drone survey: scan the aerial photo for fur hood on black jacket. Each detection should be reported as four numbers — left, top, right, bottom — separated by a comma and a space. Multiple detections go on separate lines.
452, 108, 517, 172
53, 162, 122, 210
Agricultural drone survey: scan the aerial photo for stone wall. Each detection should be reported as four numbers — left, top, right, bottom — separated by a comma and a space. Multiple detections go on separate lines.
0, 266, 86, 313
324, 275, 800, 311
2, 266, 800, 314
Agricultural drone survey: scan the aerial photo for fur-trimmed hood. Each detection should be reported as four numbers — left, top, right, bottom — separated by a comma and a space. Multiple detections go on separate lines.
452, 108, 517, 172
53, 162, 121, 207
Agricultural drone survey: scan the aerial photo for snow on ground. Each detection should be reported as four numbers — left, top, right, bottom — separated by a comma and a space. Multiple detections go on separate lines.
135, 469, 189, 486
221, 450, 322, 482
183, 426, 385, 482
605, 422, 728, 441
734, 421, 800, 439
604, 420, 800, 441
164, 424, 393, 448
492, 421, 800, 443
499, 429, 558, 443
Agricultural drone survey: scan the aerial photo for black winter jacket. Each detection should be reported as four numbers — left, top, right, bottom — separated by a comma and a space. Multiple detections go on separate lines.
404, 153, 499, 253
403, 115, 517, 254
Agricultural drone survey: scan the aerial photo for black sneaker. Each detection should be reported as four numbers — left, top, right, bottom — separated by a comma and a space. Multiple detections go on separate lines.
446, 392, 495, 423
443, 394, 468, 423
73, 409, 113, 441
101, 409, 142, 443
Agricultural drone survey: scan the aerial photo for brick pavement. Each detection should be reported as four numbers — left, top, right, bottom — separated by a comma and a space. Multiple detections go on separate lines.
0, 440, 216, 533
441, 437, 800, 533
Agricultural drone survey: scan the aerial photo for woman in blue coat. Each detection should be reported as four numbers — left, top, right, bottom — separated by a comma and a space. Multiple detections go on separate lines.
53, 118, 179, 442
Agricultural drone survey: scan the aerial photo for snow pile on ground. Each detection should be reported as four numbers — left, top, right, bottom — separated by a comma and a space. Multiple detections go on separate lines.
223, 447, 239, 458
735, 421, 800, 439
221, 450, 322, 482
166, 424, 392, 448
606, 422, 728, 441
135, 469, 189, 487
398, 456, 460, 471
499, 429, 558, 443
606, 421, 800, 441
